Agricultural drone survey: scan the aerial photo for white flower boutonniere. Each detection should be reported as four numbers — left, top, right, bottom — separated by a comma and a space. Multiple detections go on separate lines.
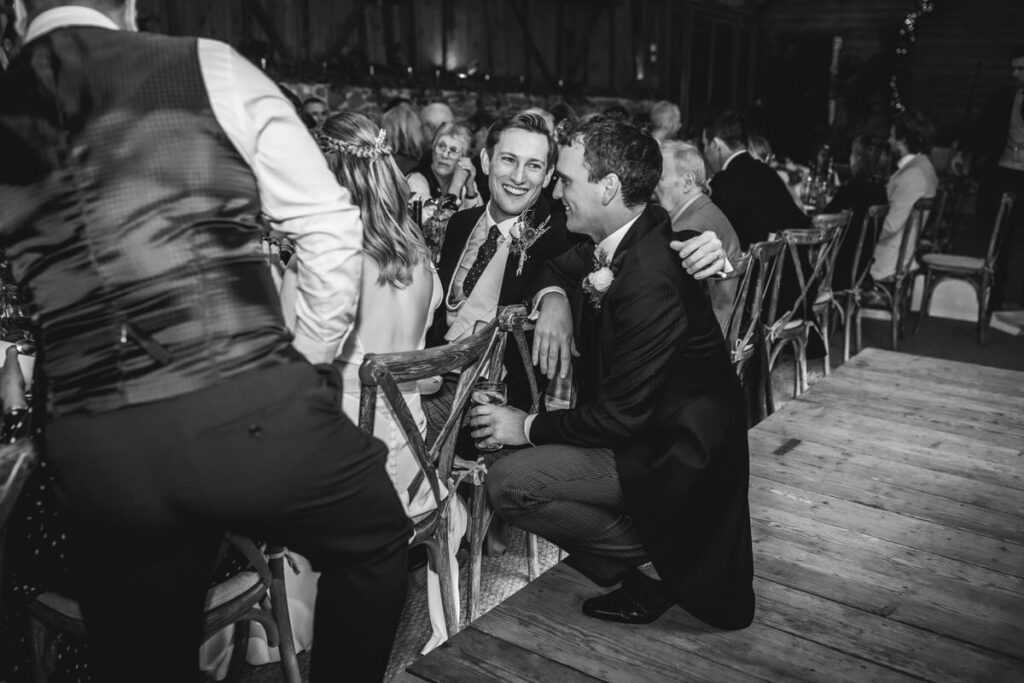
507, 209, 552, 276
582, 248, 618, 310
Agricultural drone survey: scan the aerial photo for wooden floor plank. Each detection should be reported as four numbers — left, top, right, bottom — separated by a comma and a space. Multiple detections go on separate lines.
759, 403, 1024, 491
406, 625, 604, 683
753, 579, 1024, 682
831, 363, 1024, 413
469, 563, 766, 683
749, 477, 1024, 578
748, 432, 1024, 539
751, 517, 1024, 657
847, 349, 1024, 398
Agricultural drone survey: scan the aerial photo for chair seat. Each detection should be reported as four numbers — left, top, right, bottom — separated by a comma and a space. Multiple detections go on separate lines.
921, 253, 985, 272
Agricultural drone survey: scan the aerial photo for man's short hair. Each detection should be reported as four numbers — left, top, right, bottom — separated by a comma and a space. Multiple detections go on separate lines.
704, 110, 748, 150
557, 115, 662, 208
1011, 44, 1024, 60
485, 112, 557, 170
892, 109, 936, 154
650, 101, 681, 132
661, 141, 707, 186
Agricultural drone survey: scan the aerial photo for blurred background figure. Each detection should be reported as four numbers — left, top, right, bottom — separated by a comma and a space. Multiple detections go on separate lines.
823, 133, 891, 290
382, 101, 425, 175
302, 96, 329, 129
649, 100, 682, 143
407, 121, 483, 210
747, 134, 775, 165
420, 101, 454, 155
521, 106, 555, 134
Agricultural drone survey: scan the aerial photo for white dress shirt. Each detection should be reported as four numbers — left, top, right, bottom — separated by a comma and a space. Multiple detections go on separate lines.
25, 7, 363, 364
445, 205, 515, 341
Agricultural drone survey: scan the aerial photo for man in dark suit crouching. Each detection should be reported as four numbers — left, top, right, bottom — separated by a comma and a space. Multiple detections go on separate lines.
471, 116, 755, 629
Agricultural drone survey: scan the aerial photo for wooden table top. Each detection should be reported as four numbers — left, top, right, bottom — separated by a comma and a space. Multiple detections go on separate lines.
397, 348, 1024, 682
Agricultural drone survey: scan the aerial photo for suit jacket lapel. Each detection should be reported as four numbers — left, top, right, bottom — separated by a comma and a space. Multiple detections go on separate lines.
497, 194, 554, 305
437, 206, 484, 292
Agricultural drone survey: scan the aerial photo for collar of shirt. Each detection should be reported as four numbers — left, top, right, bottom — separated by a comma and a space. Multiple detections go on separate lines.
897, 153, 917, 171
24, 6, 120, 44
484, 204, 517, 241
722, 149, 748, 171
595, 213, 641, 261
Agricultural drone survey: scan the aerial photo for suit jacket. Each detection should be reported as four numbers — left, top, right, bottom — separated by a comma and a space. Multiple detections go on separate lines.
871, 154, 938, 281
670, 194, 742, 334
971, 87, 1019, 171
709, 151, 810, 249
528, 204, 755, 630
428, 194, 573, 409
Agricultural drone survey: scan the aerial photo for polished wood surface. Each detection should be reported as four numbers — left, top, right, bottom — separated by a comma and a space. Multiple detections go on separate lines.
399, 348, 1024, 682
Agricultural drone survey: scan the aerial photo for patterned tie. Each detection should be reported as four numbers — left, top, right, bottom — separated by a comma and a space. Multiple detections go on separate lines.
461, 224, 501, 297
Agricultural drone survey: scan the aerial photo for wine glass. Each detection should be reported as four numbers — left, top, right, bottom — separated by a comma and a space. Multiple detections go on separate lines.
471, 380, 507, 452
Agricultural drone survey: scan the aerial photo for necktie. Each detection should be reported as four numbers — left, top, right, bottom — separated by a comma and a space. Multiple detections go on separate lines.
462, 225, 501, 297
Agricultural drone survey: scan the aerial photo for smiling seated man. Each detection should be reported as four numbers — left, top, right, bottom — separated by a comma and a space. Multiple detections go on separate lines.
472, 116, 755, 630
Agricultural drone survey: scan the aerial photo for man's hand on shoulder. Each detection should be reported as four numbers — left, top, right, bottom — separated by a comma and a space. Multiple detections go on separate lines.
670, 230, 733, 280
532, 292, 578, 379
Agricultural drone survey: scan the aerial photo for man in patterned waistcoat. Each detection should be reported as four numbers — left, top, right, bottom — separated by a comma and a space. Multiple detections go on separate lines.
0, 2, 410, 681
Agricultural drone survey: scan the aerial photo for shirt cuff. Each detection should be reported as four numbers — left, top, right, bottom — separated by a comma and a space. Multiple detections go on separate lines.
523, 413, 537, 445
715, 257, 735, 278
529, 287, 568, 319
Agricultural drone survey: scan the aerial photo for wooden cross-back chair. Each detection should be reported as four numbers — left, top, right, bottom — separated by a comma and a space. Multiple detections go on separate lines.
838, 203, 889, 361
916, 191, 1017, 344
808, 209, 853, 376
356, 317, 502, 639
27, 532, 301, 683
864, 197, 933, 351
765, 222, 844, 404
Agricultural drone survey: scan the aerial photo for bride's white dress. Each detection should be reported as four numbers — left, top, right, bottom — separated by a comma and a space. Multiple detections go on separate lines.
200, 257, 468, 679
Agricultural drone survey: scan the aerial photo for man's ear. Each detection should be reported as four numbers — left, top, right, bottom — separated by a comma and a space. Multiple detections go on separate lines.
600, 173, 620, 206
479, 148, 491, 176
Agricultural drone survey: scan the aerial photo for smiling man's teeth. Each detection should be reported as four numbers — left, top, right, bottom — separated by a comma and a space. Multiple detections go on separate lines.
503, 185, 527, 196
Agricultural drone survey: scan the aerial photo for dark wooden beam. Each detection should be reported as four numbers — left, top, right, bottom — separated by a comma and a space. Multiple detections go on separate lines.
505, 0, 557, 88
242, 0, 291, 61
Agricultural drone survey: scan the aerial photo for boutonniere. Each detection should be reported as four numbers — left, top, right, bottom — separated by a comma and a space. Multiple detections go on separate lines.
507, 209, 552, 276
581, 248, 619, 310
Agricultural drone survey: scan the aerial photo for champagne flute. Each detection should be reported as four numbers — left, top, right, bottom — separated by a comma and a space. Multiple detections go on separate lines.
471, 380, 507, 452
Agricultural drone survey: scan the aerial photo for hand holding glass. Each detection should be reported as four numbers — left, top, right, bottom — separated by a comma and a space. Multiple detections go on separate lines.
471, 380, 507, 452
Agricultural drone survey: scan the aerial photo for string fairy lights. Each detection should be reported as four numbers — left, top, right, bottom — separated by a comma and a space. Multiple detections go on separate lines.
889, 0, 936, 112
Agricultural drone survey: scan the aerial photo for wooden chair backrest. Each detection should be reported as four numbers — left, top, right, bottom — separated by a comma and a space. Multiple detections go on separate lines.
849, 204, 889, 292
726, 240, 785, 363
356, 318, 501, 506
894, 197, 934, 281
779, 221, 845, 324
986, 192, 1017, 268
496, 305, 541, 414
810, 209, 853, 298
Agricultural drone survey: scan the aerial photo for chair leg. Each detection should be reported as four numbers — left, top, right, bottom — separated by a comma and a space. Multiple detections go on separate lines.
527, 533, 540, 581
854, 301, 863, 357
225, 620, 250, 683
890, 287, 901, 351
430, 532, 461, 639
466, 482, 493, 623
915, 269, 934, 335
29, 616, 52, 683
978, 276, 990, 345
763, 340, 776, 417
820, 308, 831, 377
267, 553, 302, 683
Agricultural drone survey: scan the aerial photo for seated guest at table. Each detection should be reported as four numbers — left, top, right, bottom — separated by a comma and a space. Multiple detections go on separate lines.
823, 133, 891, 290
302, 96, 329, 129
649, 100, 682, 143
703, 110, 811, 249
474, 116, 755, 630
870, 109, 939, 281
656, 140, 742, 334
419, 101, 454, 155
276, 112, 468, 656
408, 122, 484, 210
382, 101, 425, 175
747, 133, 775, 165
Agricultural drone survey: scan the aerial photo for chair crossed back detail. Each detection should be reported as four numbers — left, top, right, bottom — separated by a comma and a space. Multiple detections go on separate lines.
356, 318, 501, 507
918, 184, 951, 253
777, 222, 844, 332
849, 204, 889, 292
986, 192, 1017, 269
894, 197, 934, 281
726, 240, 785, 368
496, 305, 541, 413
810, 209, 853, 301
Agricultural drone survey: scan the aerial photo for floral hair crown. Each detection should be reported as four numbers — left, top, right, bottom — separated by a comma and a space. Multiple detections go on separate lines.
317, 128, 393, 160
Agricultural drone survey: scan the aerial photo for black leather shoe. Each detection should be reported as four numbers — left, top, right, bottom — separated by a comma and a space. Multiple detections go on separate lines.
581, 569, 674, 625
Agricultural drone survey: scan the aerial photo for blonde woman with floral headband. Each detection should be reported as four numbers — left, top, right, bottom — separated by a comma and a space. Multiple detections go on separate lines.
219, 111, 468, 672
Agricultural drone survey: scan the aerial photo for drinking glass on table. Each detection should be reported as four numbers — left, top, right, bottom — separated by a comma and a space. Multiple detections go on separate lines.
471, 380, 506, 452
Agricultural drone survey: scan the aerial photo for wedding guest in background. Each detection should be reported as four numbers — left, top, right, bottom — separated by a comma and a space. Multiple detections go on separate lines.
823, 133, 891, 290
302, 96, 329, 129
273, 111, 468, 658
474, 115, 754, 631
408, 122, 484, 210
382, 101, 425, 174
0, 2, 409, 681
551, 101, 578, 130
656, 140, 742, 334
420, 101, 454, 155
748, 133, 775, 165
649, 100, 682, 143
870, 109, 938, 282
522, 106, 556, 134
